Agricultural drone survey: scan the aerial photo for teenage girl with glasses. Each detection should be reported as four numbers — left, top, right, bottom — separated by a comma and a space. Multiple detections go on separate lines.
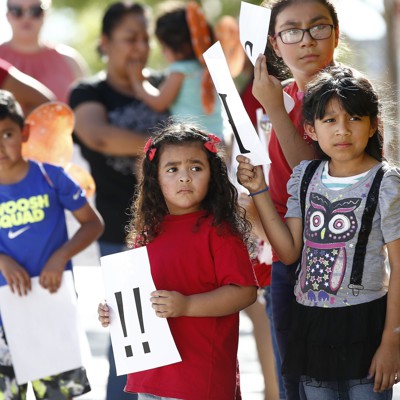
0, 0, 88, 102
249, 1, 341, 399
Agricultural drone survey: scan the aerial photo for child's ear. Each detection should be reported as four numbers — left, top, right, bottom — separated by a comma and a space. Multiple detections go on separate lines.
369, 117, 378, 137
22, 123, 30, 142
269, 36, 282, 58
334, 26, 340, 48
99, 34, 109, 56
304, 123, 318, 141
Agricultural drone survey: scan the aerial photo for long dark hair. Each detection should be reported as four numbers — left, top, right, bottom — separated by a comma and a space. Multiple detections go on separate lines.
126, 122, 252, 248
97, 2, 149, 57
261, 0, 339, 80
302, 65, 384, 161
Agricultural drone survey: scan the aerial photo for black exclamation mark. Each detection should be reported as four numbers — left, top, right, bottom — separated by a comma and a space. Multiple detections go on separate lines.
115, 291, 133, 357
133, 287, 151, 354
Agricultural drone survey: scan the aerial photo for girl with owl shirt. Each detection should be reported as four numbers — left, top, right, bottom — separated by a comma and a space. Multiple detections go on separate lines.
237, 66, 400, 399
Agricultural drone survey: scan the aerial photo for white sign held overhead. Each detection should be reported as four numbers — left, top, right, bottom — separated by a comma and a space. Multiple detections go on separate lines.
101, 247, 181, 376
239, 1, 295, 113
203, 41, 269, 167
239, 1, 271, 65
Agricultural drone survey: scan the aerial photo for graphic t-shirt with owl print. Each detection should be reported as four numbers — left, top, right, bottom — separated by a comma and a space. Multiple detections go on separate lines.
285, 160, 400, 308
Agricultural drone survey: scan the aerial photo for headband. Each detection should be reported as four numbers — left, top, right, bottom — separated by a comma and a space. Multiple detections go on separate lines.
143, 134, 221, 161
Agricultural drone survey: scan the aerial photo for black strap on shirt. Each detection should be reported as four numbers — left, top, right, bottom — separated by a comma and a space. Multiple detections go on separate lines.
299, 161, 385, 296
300, 160, 322, 224
348, 166, 385, 295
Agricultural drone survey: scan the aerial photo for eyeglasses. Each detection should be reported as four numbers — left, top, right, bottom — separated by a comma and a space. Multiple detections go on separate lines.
274, 24, 334, 44
7, 4, 45, 19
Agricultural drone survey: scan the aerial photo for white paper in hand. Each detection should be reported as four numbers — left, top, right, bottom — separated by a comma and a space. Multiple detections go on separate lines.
239, 1, 295, 113
101, 247, 181, 376
203, 42, 270, 167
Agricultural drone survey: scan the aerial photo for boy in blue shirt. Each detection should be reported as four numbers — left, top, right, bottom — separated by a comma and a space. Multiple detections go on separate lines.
0, 90, 104, 399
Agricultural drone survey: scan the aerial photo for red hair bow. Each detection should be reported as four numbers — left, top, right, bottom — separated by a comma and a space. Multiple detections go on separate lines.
204, 134, 221, 153
144, 138, 157, 161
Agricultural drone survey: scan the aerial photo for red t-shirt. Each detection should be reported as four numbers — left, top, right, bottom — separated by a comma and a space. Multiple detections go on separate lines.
240, 78, 262, 127
125, 211, 257, 400
0, 58, 11, 87
268, 82, 313, 260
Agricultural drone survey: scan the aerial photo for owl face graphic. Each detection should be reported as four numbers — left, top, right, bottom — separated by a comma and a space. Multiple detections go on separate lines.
299, 193, 362, 304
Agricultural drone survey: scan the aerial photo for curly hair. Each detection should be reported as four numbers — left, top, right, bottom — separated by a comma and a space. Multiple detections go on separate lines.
302, 65, 384, 161
126, 123, 253, 249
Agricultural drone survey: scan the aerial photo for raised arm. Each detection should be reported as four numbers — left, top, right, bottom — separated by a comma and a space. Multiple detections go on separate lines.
73, 102, 149, 156
236, 155, 303, 264
3, 66, 55, 115
252, 55, 314, 168
132, 72, 184, 113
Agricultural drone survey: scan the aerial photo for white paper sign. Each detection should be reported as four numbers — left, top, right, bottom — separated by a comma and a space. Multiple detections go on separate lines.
239, 1, 295, 113
101, 247, 181, 376
203, 42, 269, 166
239, 1, 271, 65
0, 271, 83, 384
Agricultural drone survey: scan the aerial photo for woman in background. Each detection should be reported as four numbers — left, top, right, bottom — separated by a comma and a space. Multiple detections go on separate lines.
1, 0, 88, 102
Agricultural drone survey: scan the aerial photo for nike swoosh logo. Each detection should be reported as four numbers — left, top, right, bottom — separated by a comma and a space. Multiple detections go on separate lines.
73, 189, 81, 200
8, 226, 30, 239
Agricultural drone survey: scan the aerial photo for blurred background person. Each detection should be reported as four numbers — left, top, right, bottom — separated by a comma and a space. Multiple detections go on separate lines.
0, 0, 88, 102
0, 56, 55, 114
131, 1, 226, 140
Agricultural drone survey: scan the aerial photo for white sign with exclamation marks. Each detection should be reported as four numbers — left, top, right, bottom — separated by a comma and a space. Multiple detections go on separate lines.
101, 247, 182, 375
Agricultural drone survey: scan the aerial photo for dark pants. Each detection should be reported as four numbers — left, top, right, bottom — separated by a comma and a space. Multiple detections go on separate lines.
264, 285, 286, 399
270, 260, 305, 400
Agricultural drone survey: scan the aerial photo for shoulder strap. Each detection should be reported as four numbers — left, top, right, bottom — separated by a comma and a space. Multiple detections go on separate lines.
38, 162, 54, 188
348, 166, 385, 295
300, 160, 322, 223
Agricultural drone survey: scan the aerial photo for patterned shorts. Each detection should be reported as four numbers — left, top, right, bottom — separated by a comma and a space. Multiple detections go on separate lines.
0, 326, 91, 400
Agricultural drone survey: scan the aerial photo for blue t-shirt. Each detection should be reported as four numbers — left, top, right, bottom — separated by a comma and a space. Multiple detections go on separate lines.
0, 160, 87, 286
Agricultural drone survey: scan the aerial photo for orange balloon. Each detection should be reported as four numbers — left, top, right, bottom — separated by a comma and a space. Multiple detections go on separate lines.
215, 16, 246, 78
65, 163, 96, 198
22, 102, 74, 167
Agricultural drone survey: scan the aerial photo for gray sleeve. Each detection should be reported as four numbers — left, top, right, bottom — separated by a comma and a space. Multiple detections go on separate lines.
284, 161, 309, 219
379, 167, 400, 244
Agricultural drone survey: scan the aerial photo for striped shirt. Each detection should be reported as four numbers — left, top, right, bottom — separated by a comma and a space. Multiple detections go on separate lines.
321, 162, 369, 190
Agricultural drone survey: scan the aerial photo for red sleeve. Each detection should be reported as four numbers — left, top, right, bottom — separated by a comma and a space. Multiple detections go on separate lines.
240, 79, 263, 128
0, 58, 12, 86
211, 228, 258, 287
